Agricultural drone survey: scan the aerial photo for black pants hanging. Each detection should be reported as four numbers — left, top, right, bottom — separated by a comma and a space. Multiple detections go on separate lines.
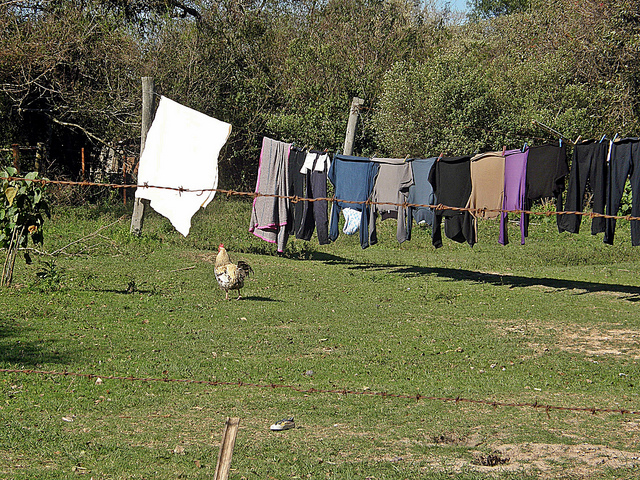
523, 142, 569, 237
558, 140, 608, 235
604, 138, 640, 246
296, 169, 330, 245
288, 147, 308, 236
428, 155, 473, 248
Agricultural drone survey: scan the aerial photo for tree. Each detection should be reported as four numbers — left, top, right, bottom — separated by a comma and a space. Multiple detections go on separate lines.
467, 0, 529, 21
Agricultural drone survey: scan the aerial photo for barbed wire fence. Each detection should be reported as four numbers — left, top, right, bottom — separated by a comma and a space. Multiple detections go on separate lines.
1, 368, 638, 418
2, 175, 640, 223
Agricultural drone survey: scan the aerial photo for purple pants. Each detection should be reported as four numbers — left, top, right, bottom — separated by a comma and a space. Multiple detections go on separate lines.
500, 149, 528, 245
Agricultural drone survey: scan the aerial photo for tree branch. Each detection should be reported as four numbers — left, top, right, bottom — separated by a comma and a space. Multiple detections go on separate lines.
170, 0, 201, 19
50, 116, 123, 152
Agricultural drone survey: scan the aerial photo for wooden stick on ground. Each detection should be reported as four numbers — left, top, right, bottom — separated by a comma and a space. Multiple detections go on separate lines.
214, 417, 240, 480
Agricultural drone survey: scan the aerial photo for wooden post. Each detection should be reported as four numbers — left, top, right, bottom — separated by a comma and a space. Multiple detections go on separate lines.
81, 147, 86, 181
130, 77, 154, 235
12, 144, 20, 173
122, 159, 127, 206
342, 97, 364, 156
35, 142, 43, 173
214, 417, 240, 480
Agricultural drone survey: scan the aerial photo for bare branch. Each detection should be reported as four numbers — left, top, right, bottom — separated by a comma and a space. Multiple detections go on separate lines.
50, 117, 124, 151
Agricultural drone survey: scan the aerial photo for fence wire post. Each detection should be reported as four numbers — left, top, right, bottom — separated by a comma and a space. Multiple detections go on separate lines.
214, 417, 240, 480
12, 144, 20, 173
343, 97, 364, 156
35, 142, 43, 173
130, 76, 154, 236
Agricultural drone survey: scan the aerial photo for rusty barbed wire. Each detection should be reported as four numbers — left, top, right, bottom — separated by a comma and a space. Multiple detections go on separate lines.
0, 368, 638, 417
2, 175, 639, 223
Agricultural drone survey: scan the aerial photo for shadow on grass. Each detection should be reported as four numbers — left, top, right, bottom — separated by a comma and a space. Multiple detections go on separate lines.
0, 322, 75, 367
395, 265, 640, 300
242, 296, 282, 302
313, 253, 640, 301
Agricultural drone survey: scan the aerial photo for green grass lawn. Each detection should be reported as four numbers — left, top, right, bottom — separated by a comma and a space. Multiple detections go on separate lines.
1, 197, 639, 479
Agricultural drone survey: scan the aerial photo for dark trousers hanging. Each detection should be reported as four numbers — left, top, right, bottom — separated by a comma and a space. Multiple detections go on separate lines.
557, 141, 608, 235
604, 138, 640, 246
288, 148, 308, 236
297, 169, 330, 245
523, 142, 569, 237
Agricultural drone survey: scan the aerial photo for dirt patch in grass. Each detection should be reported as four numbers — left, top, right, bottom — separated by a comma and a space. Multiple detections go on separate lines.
415, 441, 640, 478
555, 327, 640, 359
476, 442, 640, 478
496, 320, 640, 359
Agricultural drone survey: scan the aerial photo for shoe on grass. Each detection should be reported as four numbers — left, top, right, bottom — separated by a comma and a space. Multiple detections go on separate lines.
270, 417, 295, 431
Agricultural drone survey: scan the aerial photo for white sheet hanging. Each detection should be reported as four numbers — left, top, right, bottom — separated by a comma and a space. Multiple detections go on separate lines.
135, 96, 232, 236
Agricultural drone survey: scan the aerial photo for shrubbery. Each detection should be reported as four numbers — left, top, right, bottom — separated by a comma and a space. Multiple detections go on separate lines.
1, 0, 640, 188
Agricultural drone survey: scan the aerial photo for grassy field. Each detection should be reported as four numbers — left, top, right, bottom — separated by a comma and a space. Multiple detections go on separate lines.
1, 197, 639, 479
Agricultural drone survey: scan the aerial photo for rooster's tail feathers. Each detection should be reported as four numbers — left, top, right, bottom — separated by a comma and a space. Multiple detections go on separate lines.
237, 261, 253, 276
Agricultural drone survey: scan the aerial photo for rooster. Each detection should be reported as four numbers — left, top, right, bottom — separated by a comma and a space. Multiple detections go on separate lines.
215, 244, 253, 300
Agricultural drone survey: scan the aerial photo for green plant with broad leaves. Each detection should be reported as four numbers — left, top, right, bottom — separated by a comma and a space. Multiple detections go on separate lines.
1, 167, 50, 286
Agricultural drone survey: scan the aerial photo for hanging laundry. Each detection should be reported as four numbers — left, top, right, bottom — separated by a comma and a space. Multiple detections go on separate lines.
300, 151, 331, 174
328, 154, 379, 248
558, 140, 608, 235
290, 149, 330, 244
288, 147, 309, 238
464, 151, 506, 246
500, 148, 528, 246
342, 208, 361, 234
604, 137, 640, 246
523, 142, 569, 237
407, 157, 437, 235
428, 155, 473, 248
368, 158, 414, 246
135, 96, 232, 236
249, 137, 292, 252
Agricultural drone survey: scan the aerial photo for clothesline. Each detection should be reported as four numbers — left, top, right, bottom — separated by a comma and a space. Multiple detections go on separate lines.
245, 138, 640, 252
112, 96, 638, 247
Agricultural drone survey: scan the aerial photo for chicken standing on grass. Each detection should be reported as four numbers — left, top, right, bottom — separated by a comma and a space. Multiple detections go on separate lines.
215, 244, 253, 300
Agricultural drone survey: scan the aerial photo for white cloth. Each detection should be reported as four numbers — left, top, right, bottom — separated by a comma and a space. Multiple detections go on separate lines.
135, 96, 231, 236
342, 207, 361, 235
300, 152, 331, 174
315, 153, 331, 172
300, 152, 318, 174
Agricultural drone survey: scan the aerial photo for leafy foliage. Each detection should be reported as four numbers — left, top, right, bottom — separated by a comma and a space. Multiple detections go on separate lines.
33, 259, 65, 291
1, 167, 49, 248
467, 0, 530, 21
1, 167, 50, 285
2, 0, 640, 188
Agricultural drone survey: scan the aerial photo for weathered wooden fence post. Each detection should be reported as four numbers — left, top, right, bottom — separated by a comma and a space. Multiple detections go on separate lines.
12, 144, 20, 173
343, 97, 364, 156
35, 142, 43, 173
214, 417, 240, 480
130, 76, 154, 236
81, 147, 86, 181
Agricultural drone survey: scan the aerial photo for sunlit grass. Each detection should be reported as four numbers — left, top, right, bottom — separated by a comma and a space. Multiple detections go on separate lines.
1, 197, 639, 479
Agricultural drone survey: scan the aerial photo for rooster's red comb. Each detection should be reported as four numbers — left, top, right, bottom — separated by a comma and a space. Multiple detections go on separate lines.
219, 243, 225, 250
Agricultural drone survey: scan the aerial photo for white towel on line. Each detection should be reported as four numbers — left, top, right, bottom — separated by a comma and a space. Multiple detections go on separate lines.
135, 96, 232, 236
